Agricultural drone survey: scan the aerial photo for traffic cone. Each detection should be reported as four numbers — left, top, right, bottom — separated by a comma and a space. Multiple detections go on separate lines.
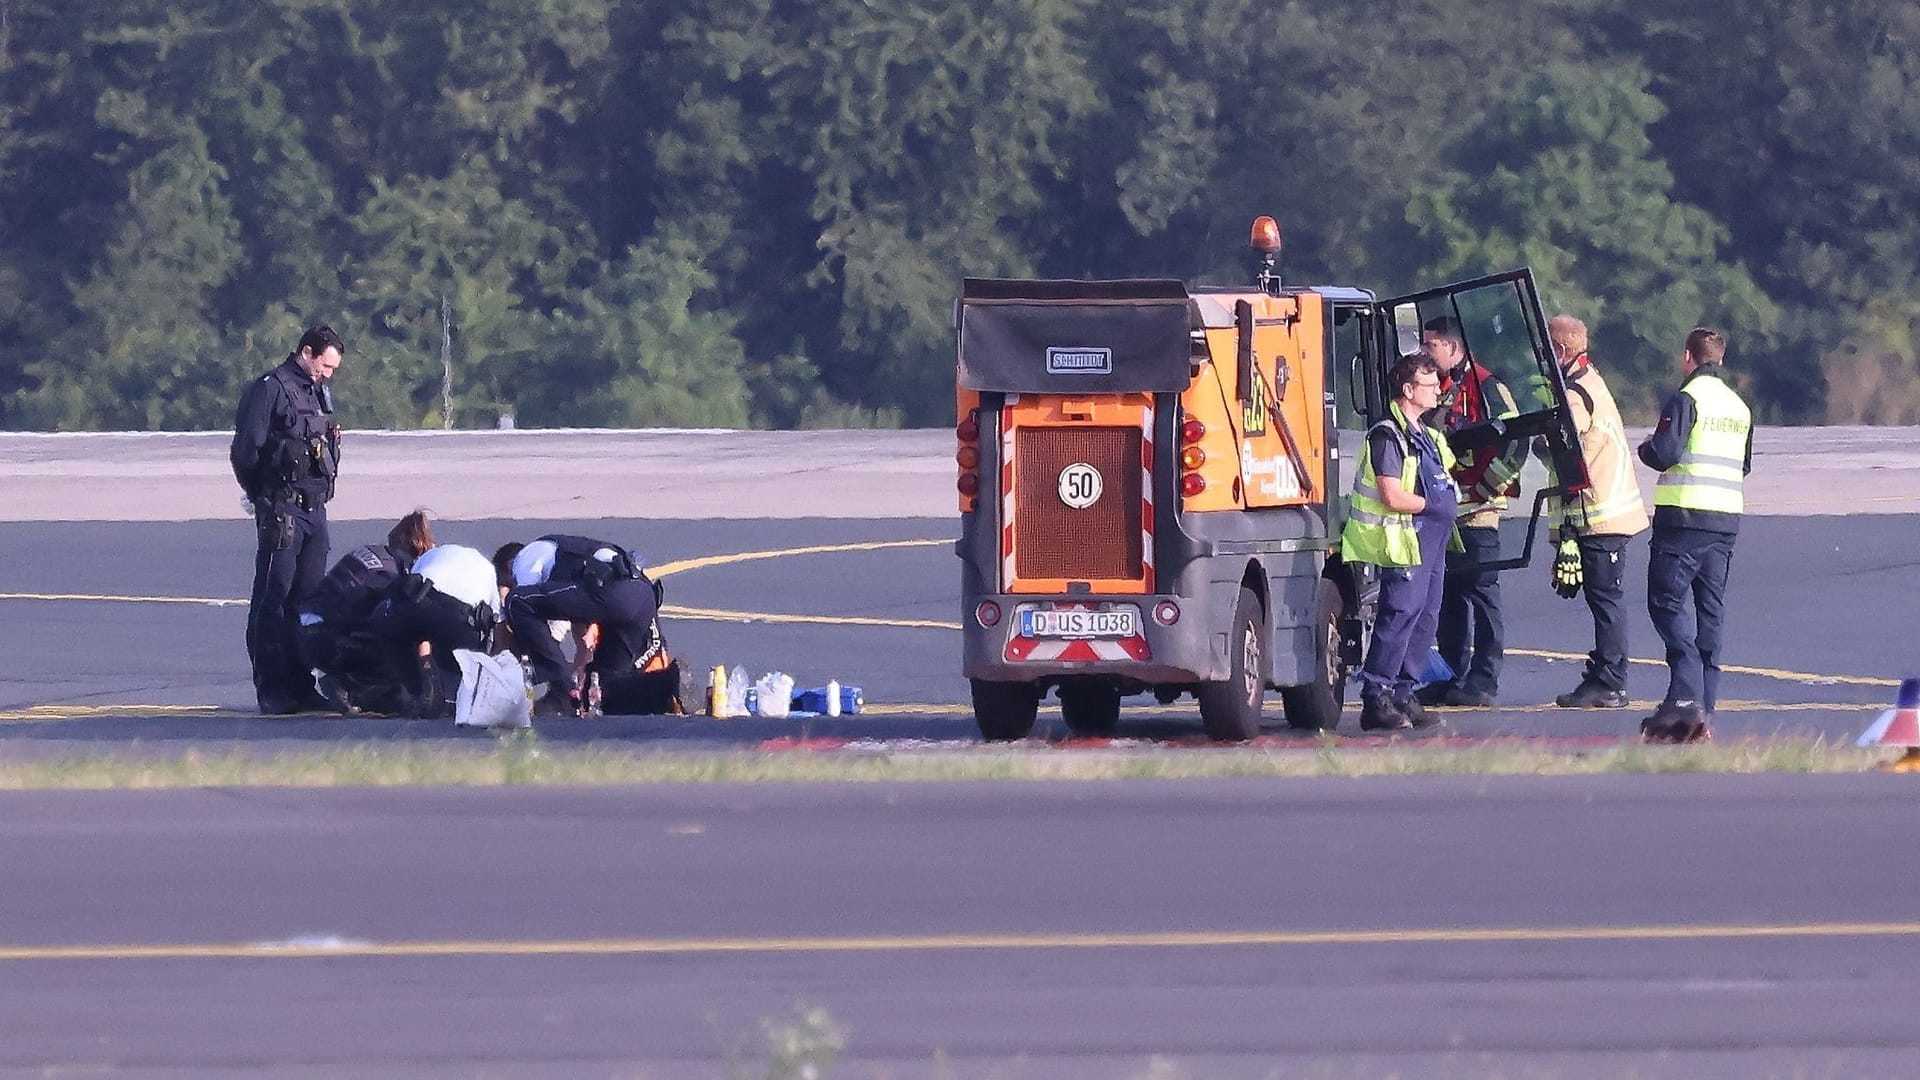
1856, 677, 1920, 772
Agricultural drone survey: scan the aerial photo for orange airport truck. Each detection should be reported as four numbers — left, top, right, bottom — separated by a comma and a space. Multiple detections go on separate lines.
955, 218, 1590, 741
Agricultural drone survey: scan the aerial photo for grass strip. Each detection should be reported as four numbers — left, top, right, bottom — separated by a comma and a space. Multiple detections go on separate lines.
0, 732, 1894, 789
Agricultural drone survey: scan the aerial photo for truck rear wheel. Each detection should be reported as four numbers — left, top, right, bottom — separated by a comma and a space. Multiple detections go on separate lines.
1198, 585, 1265, 742
971, 679, 1039, 741
1280, 576, 1347, 731
1058, 682, 1121, 737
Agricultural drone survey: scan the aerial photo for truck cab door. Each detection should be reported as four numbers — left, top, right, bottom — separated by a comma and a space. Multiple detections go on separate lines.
1380, 269, 1589, 572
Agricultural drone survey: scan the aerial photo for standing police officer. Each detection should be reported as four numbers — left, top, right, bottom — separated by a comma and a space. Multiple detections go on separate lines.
231, 325, 345, 714
1636, 327, 1752, 743
1342, 353, 1460, 732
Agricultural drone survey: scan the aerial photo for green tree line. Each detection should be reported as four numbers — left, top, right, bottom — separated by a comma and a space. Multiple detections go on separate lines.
2, 0, 1915, 430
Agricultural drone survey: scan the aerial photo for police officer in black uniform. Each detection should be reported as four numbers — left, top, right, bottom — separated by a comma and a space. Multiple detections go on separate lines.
504, 535, 660, 713
297, 510, 435, 715
363, 563, 499, 719
231, 325, 345, 714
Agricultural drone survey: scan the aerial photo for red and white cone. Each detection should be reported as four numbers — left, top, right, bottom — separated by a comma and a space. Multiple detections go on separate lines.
1857, 677, 1920, 773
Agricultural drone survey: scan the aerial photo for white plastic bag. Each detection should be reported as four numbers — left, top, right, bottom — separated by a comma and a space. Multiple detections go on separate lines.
725, 665, 750, 717
752, 671, 794, 718
453, 649, 533, 729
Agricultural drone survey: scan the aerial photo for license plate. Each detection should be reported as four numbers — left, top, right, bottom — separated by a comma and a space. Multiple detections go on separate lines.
1020, 606, 1140, 639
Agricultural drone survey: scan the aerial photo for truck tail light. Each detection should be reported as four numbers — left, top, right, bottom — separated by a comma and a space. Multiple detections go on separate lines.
957, 409, 980, 502
974, 600, 1002, 628
1180, 416, 1206, 501
1153, 600, 1181, 626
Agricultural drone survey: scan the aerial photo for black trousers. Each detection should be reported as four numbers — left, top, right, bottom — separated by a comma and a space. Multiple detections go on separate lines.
296, 621, 415, 716
506, 576, 657, 689
245, 498, 330, 704
1437, 524, 1504, 695
1646, 526, 1736, 712
1576, 533, 1632, 691
366, 589, 493, 717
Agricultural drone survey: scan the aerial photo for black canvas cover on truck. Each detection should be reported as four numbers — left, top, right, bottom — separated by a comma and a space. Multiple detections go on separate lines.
958, 278, 1194, 394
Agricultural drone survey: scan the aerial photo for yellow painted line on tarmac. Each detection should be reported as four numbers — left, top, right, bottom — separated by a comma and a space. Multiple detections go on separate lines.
1508, 647, 1900, 688
6, 921, 1920, 963
662, 603, 960, 631
0, 591, 243, 607
648, 538, 951, 579
0, 704, 223, 723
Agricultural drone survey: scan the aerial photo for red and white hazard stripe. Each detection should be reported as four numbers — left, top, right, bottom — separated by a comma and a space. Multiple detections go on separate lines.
1004, 636, 1152, 663
999, 396, 1017, 591
1140, 399, 1155, 593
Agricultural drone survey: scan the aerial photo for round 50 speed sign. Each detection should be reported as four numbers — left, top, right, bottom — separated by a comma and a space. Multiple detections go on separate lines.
1057, 462, 1103, 509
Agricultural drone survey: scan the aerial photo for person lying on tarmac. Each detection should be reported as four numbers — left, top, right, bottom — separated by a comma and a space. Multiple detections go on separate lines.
298, 510, 435, 714
503, 535, 676, 715
361, 542, 503, 719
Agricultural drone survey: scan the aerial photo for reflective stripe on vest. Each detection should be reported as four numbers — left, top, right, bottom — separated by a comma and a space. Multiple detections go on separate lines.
1653, 375, 1750, 515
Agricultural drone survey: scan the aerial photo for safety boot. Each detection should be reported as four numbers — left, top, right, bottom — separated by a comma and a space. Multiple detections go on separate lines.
1360, 695, 1413, 733
1557, 681, 1629, 709
1640, 703, 1711, 744
1396, 696, 1444, 729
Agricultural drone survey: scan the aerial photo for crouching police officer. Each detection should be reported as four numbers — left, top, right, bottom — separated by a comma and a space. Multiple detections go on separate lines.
504, 535, 663, 714
296, 511, 436, 714
362, 543, 502, 719
231, 326, 345, 714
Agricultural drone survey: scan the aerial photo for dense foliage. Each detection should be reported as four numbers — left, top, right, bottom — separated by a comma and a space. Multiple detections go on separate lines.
2, 0, 1914, 429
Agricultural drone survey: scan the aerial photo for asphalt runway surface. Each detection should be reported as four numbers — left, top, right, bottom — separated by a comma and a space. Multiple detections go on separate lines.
2, 777, 1918, 1078
2, 513, 1918, 1076
0, 513, 1909, 744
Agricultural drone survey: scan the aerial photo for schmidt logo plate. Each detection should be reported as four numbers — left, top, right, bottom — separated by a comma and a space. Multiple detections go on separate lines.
1046, 347, 1112, 375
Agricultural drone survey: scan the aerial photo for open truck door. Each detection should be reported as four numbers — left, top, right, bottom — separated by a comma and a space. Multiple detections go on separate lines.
1381, 269, 1590, 572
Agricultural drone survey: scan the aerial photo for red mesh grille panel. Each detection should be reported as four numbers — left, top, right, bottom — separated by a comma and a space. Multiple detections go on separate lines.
1013, 427, 1143, 581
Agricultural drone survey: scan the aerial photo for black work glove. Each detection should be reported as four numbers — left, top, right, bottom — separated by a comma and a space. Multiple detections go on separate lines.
1552, 535, 1584, 599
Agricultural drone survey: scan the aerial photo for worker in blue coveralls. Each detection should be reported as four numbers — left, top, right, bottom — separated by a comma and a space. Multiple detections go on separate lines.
1340, 351, 1461, 732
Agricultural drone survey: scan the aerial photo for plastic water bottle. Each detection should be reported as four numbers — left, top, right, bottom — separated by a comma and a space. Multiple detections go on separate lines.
725, 666, 749, 716
826, 678, 841, 717
586, 671, 603, 717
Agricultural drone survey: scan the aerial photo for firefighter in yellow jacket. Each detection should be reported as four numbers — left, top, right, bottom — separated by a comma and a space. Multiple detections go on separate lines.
1545, 315, 1651, 710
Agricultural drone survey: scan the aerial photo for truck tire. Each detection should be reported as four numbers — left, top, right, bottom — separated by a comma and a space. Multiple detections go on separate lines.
1059, 682, 1121, 737
1280, 576, 1347, 731
1198, 585, 1265, 742
972, 679, 1039, 741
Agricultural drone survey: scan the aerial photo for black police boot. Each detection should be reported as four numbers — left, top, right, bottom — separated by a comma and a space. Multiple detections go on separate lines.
1414, 682, 1453, 707
1360, 695, 1413, 733
1556, 681, 1629, 709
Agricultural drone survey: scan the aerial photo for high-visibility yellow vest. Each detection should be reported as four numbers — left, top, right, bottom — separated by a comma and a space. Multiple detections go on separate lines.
1653, 373, 1750, 515
1342, 403, 1458, 568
